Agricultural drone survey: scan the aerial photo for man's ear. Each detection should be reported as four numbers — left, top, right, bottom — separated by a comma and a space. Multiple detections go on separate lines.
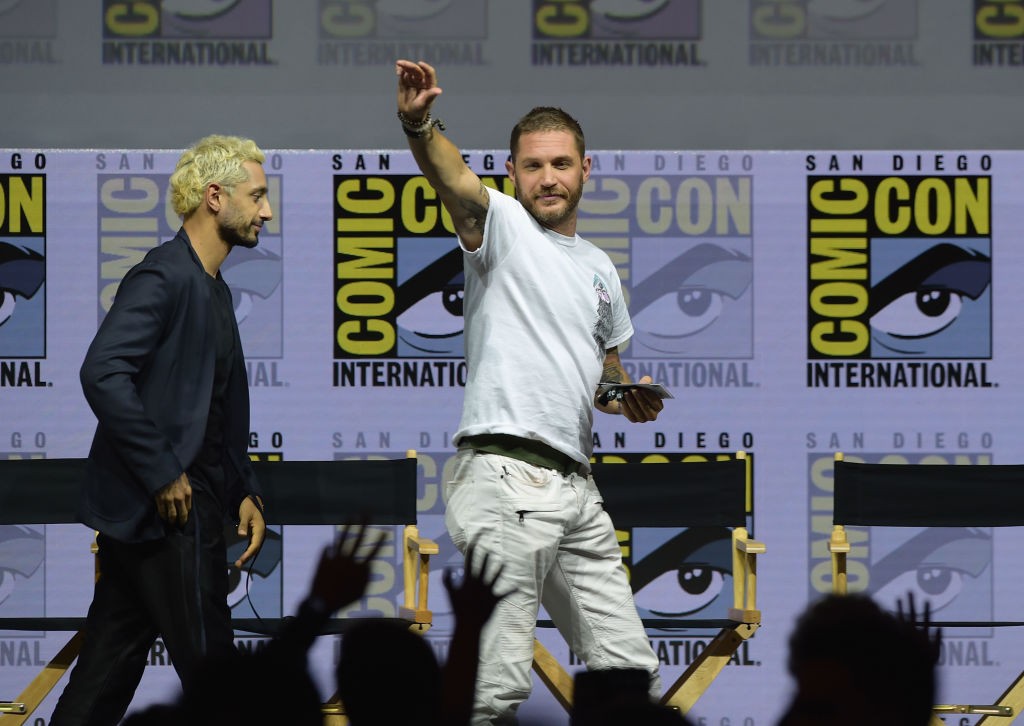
205, 183, 224, 214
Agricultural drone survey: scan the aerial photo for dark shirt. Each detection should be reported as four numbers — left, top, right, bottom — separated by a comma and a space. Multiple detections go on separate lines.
188, 274, 237, 509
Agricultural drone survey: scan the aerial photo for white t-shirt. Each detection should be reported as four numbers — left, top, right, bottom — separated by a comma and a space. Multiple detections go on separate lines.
454, 186, 633, 467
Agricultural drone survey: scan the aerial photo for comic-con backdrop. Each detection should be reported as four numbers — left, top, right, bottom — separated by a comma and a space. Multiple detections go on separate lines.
1, 148, 1020, 724
5, 1, 1024, 151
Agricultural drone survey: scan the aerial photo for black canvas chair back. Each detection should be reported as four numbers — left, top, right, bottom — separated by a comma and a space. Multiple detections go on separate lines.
531, 452, 764, 717
0, 453, 436, 726
830, 454, 1024, 722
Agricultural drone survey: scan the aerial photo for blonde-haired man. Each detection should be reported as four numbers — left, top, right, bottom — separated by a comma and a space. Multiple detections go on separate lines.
51, 135, 270, 726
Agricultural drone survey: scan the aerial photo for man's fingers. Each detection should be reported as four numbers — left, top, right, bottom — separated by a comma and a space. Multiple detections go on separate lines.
365, 531, 385, 561
236, 520, 266, 568
622, 390, 661, 422
235, 540, 258, 568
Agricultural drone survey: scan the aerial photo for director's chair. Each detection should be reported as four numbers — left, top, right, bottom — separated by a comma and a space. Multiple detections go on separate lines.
232, 451, 437, 725
532, 452, 764, 716
0, 452, 437, 726
0, 458, 90, 724
830, 453, 1024, 724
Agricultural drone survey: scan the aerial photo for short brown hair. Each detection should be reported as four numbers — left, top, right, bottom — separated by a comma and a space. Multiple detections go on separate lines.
509, 107, 585, 160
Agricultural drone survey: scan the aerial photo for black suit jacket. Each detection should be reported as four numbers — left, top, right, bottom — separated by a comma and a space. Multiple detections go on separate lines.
79, 229, 259, 543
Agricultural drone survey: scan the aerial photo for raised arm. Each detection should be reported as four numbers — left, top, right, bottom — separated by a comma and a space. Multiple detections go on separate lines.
396, 59, 490, 251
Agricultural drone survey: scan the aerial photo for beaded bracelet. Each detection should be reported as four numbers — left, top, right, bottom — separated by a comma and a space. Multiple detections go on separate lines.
397, 110, 446, 138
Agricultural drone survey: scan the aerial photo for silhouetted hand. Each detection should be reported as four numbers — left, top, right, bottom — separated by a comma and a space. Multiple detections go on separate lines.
897, 591, 942, 664
309, 521, 385, 613
443, 543, 510, 633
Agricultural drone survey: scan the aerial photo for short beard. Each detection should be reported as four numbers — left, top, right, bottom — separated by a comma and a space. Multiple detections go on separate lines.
518, 178, 584, 233
220, 219, 259, 250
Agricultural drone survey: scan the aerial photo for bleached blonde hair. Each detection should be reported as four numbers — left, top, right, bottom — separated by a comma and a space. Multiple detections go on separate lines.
169, 135, 265, 217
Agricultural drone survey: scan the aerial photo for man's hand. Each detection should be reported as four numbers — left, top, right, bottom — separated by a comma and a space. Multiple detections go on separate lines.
155, 473, 191, 527
396, 59, 442, 120
308, 522, 385, 613
235, 496, 266, 568
619, 375, 664, 423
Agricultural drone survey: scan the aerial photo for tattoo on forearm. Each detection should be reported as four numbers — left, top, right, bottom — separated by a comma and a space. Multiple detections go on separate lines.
461, 181, 488, 233
602, 361, 624, 383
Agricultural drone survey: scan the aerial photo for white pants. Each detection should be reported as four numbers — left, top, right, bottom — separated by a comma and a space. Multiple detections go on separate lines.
444, 448, 661, 725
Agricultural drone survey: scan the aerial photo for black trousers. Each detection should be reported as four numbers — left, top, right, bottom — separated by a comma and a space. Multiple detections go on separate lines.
50, 489, 234, 726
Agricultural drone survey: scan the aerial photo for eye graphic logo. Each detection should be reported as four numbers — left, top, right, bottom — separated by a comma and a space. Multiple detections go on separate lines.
630, 526, 733, 631
869, 241, 990, 358
0, 242, 45, 357
102, 0, 272, 39
630, 241, 753, 358
0, 172, 46, 359
866, 525, 991, 623
806, 453, 994, 634
533, 0, 701, 40
318, 0, 485, 39
396, 241, 464, 358
0, 0, 57, 38
807, 175, 992, 363
96, 171, 283, 358
163, 0, 242, 19
221, 244, 284, 357
0, 525, 44, 613
808, 0, 889, 21
750, 0, 917, 40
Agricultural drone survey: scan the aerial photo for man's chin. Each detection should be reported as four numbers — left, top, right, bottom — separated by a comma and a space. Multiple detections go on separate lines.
231, 234, 260, 249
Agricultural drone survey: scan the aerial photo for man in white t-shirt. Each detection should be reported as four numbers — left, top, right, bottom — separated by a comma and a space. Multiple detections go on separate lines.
396, 59, 665, 724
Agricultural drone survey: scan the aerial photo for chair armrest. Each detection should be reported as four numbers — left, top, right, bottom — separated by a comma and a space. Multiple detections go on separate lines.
406, 534, 439, 556
735, 538, 765, 555
829, 525, 851, 553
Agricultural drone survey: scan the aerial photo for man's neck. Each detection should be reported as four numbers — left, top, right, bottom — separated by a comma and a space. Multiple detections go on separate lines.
182, 219, 229, 277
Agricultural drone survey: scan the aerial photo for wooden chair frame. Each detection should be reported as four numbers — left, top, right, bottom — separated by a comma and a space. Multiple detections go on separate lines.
829, 452, 1024, 724
531, 451, 764, 716
0, 452, 436, 726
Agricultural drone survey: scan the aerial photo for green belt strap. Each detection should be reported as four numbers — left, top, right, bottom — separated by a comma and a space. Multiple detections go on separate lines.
462, 434, 580, 475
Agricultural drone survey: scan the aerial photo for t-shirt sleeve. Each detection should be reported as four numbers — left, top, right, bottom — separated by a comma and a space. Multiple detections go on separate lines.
461, 186, 518, 273
605, 262, 634, 350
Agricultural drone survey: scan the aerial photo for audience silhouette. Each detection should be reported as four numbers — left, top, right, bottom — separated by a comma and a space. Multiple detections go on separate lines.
777, 592, 940, 726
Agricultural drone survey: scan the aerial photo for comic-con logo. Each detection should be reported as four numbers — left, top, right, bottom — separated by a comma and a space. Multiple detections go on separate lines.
102, 0, 274, 66
0, 454, 46, 643
620, 176, 753, 360
331, 172, 514, 388
532, 0, 703, 67
0, 0, 58, 64
0, 166, 50, 389
95, 159, 284, 366
317, 0, 487, 66
807, 452, 997, 664
973, 0, 1024, 65
579, 160, 754, 389
806, 175, 992, 388
749, 0, 919, 67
